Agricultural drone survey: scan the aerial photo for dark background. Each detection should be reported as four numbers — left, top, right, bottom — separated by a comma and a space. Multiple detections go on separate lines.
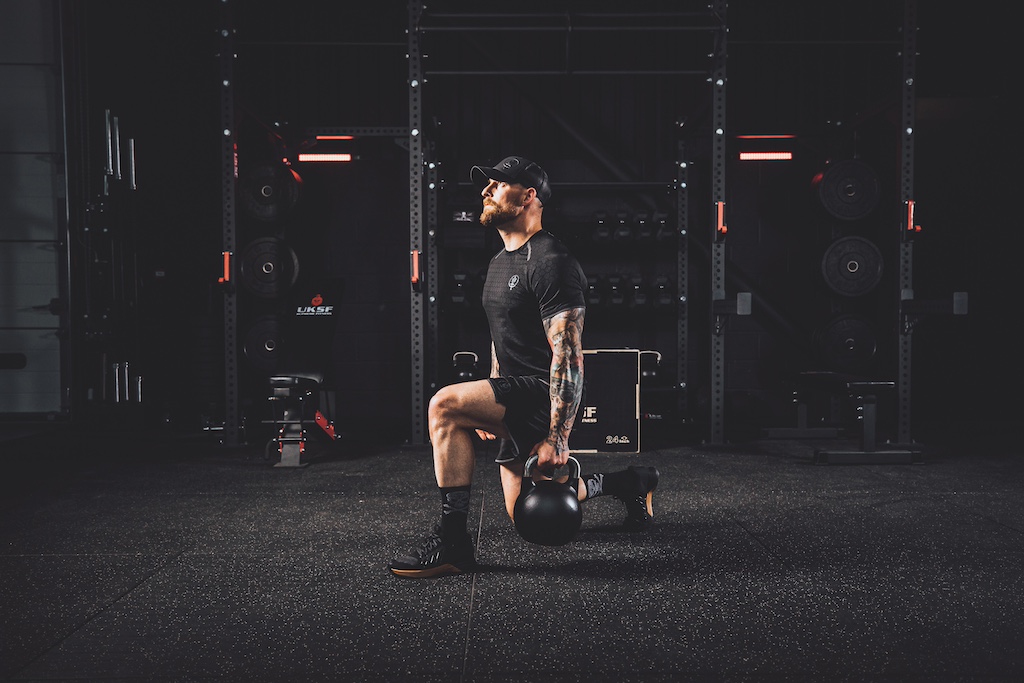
44, 0, 1017, 446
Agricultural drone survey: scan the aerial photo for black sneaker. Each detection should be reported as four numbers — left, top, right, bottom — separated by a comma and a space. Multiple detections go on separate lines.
389, 524, 476, 578
614, 466, 660, 531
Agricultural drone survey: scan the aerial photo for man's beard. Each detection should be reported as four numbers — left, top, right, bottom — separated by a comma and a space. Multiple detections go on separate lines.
479, 201, 521, 229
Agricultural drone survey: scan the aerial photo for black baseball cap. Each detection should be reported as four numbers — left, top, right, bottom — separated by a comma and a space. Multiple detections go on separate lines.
470, 156, 552, 204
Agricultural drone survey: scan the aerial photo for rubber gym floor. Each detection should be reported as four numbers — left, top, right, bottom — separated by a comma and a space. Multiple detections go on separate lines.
1, 421, 1022, 682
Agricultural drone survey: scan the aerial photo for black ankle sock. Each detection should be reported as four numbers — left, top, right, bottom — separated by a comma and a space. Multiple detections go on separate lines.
440, 485, 471, 539
581, 473, 605, 500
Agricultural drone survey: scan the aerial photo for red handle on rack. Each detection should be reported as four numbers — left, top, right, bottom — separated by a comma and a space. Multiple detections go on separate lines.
218, 251, 231, 283
410, 250, 422, 291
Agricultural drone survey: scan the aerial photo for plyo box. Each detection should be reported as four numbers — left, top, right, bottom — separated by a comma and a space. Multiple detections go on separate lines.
571, 349, 640, 453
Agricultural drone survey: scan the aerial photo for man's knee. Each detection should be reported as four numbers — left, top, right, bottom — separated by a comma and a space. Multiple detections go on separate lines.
428, 379, 505, 442
428, 385, 463, 430
428, 382, 485, 434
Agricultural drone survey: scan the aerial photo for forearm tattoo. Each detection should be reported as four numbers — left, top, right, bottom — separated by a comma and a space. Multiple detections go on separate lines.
543, 307, 585, 452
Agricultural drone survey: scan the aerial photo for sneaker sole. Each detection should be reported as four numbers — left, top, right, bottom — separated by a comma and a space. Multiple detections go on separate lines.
636, 466, 659, 518
390, 562, 473, 579
620, 466, 659, 531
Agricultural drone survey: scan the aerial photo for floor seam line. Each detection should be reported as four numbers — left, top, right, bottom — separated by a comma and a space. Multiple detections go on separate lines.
462, 490, 486, 683
9, 548, 186, 678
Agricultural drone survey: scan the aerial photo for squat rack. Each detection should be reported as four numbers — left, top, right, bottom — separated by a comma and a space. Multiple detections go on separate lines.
216, 1, 949, 450
403, 1, 729, 445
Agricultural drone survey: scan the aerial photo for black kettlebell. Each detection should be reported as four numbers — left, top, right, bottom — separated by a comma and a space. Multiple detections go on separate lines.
452, 351, 479, 382
513, 455, 582, 546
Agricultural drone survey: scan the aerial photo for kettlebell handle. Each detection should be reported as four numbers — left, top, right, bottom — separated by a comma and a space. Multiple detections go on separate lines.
523, 455, 580, 495
452, 350, 479, 364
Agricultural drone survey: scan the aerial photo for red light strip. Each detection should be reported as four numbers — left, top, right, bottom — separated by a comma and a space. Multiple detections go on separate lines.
739, 151, 794, 161
735, 134, 797, 139
315, 135, 354, 140
298, 153, 353, 162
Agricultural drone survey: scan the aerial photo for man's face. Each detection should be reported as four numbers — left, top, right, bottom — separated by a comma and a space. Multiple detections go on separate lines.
479, 179, 527, 229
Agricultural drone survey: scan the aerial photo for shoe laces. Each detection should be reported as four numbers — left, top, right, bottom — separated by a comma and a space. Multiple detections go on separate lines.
415, 531, 443, 558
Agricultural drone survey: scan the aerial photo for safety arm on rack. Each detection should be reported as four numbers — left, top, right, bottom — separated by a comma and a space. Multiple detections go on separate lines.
712, 291, 752, 316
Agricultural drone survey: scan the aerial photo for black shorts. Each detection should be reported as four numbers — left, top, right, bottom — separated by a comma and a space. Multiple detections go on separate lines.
488, 375, 550, 464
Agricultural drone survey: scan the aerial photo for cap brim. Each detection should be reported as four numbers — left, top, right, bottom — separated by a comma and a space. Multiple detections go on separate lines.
471, 165, 517, 187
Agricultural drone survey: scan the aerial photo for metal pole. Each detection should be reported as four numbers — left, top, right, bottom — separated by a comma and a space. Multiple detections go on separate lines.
408, 0, 427, 444
676, 140, 690, 423
897, 0, 918, 446
219, 0, 241, 446
708, 0, 728, 444
425, 152, 440, 402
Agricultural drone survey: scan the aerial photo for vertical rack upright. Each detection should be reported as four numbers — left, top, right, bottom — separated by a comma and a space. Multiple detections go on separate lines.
896, 0, 918, 445
219, 0, 242, 447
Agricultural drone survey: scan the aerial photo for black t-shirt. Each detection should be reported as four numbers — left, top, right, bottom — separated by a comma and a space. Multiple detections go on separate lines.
481, 230, 587, 378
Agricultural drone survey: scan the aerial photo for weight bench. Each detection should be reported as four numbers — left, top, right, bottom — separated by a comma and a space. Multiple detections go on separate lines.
790, 371, 922, 465
764, 377, 843, 440
265, 372, 339, 468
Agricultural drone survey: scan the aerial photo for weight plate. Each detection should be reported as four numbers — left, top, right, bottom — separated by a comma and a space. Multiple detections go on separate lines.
814, 314, 877, 371
821, 236, 883, 297
242, 315, 282, 374
815, 159, 880, 220
240, 237, 299, 299
239, 163, 300, 222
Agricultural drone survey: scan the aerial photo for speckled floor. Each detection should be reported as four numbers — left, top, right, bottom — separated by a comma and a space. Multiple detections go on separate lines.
1, 423, 1022, 682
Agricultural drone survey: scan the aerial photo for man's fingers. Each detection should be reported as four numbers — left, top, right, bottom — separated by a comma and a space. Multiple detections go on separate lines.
531, 441, 567, 478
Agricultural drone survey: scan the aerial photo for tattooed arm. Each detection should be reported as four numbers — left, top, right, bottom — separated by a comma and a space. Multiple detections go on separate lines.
532, 306, 585, 472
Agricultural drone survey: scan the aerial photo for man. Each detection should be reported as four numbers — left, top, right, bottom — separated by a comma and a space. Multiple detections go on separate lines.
389, 156, 660, 578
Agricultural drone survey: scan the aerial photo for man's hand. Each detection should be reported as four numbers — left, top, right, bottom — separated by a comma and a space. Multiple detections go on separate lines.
530, 437, 569, 476
475, 429, 497, 441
